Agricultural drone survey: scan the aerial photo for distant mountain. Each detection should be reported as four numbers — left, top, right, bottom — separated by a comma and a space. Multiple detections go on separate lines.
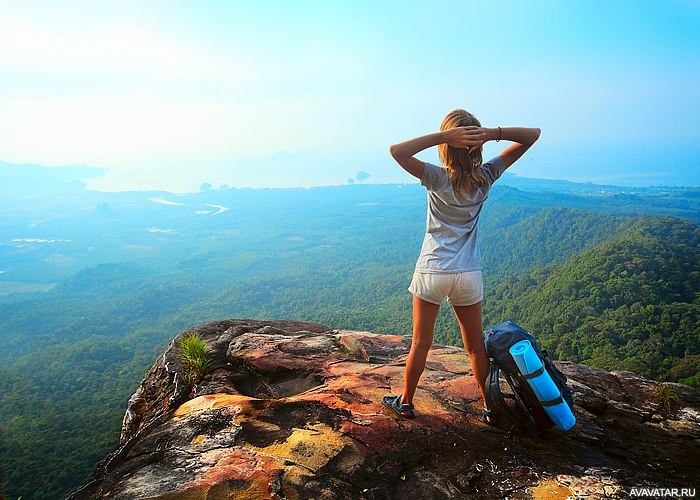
0, 160, 105, 196
0, 160, 105, 180
498, 171, 697, 195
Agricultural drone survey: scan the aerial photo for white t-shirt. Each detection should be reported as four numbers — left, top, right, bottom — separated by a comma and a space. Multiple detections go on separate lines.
414, 156, 507, 273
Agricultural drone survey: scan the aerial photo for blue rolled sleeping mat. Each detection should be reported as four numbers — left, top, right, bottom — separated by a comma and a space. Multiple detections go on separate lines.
509, 340, 577, 431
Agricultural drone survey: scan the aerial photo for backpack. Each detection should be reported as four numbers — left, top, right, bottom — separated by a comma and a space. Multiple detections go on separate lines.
483, 321, 575, 434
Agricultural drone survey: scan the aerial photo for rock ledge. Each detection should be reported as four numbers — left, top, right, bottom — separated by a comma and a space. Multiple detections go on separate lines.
70, 319, 700, 499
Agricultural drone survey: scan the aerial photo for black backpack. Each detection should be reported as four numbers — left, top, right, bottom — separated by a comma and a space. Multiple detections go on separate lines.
483, 321, 575, 434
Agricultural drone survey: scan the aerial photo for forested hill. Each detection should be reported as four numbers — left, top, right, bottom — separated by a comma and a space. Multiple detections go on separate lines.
481, 207, 631, 277
484, 216, 700, 385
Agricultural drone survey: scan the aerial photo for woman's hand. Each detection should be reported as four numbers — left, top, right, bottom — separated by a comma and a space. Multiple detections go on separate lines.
389, 125, 501, 179
443, 126, 489, 152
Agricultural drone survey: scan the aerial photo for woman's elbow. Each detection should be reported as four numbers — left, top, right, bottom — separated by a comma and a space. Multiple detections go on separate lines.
389, 144, 399, 158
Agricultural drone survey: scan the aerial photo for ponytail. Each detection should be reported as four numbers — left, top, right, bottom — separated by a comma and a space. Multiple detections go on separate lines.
446, 150, 487, 195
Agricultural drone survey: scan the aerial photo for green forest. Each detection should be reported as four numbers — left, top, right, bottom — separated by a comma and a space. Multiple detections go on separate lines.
0, 178, 698, 499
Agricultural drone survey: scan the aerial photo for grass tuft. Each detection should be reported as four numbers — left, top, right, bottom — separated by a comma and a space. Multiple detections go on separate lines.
656, 382, 680, 414
177, 331, 212, 385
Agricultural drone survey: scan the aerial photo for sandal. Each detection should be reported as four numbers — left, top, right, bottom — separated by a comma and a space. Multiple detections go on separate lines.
482, 407, 498, 427
382, 394, 415, 419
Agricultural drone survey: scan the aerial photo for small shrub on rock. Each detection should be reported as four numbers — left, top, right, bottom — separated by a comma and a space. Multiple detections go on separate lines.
177, 331, 212, 385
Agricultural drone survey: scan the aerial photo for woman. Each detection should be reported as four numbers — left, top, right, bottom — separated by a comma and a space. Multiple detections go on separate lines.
382, 109, 540, 421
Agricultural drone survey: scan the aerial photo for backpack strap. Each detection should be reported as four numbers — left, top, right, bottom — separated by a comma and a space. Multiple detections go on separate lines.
534, 396, 565, 407
518, 363, 565, 406
521, 366, 545, 380
485, 364, 537, 432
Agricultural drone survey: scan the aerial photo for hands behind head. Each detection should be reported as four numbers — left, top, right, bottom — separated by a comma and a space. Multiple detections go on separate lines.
443, 126, 486, 153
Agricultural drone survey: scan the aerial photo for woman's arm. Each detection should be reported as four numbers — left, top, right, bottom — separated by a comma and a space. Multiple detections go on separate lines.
389, 127, 487, 179
494, 127, 541, 168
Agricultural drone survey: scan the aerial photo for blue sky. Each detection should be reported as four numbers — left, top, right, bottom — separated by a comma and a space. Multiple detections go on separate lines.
1, 0, 698, 191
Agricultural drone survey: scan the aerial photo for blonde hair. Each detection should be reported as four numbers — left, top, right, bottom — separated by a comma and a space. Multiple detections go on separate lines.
438, 109, 487, 194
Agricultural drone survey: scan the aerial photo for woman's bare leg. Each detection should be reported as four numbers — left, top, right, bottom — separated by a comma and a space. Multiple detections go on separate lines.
451, 301, 489, 406
402, 295, 441, 406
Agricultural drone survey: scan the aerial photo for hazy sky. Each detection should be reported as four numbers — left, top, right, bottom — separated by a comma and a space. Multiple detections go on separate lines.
1, 0, 699, 192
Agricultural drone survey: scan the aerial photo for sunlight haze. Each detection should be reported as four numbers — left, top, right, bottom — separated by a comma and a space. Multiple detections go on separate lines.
1, 0, 699, 192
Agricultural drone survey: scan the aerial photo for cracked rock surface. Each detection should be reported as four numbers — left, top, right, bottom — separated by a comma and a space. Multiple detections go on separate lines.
70, 319, 700, 499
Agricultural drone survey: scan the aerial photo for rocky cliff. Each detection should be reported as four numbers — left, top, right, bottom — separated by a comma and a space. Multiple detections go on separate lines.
70, 319, 699, 499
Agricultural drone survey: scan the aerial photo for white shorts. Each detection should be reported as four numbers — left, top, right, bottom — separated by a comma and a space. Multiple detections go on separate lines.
409, 270, 483, 307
